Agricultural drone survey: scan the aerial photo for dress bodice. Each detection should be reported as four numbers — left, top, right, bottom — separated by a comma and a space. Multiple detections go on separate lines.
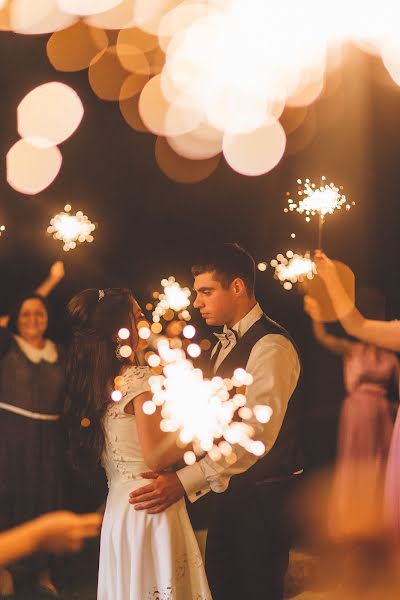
101, 365, 151, 487
344, 343, 398, 394
0, 329, 64, 414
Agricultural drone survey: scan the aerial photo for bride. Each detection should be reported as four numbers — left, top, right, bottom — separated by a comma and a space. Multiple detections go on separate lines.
64, 288, 211, 600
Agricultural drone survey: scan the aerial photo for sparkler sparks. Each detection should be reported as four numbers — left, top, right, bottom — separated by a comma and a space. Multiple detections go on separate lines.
111, 328, 271, 465
143, 337, 270, 463
271, 251, 316, 291
47, 204, 95, 251
286, 178, 353, 220
152, 277, 191, 323
285, 177, 355, 247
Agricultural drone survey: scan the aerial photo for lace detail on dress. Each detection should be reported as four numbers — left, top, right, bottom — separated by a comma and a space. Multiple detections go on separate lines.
106, 365, 150, 417
146, 549, 206, 599
102, 366, 151, 486
147, 587, 208, 599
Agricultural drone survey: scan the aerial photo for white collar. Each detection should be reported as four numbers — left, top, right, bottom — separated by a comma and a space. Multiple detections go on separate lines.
223, 302, 263, 340
14, 335, 58, 364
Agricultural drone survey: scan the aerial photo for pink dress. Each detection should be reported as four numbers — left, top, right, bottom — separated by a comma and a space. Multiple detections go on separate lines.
328, 343, 398, 540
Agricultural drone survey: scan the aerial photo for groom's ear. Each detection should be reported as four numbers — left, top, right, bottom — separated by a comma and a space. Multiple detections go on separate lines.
231, 277, 246, 296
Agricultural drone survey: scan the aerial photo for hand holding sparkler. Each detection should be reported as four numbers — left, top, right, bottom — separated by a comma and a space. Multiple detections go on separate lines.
313, 249, 338, 284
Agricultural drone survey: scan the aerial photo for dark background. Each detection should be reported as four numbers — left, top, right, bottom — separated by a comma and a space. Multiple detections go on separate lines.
1, 33, 400, 469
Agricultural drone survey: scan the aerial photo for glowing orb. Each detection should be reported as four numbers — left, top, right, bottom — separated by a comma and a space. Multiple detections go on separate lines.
47, 204, 95, 251
17, 82, 84, 147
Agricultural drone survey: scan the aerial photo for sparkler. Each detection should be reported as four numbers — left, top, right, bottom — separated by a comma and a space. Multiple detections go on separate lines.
285, 177, 354, 247
111, 329, 271, 464
47, 204, 95, 251
271, 250, 316, 291
0, 225, 5, 237
144, 338, 270, 463
152, 277, 191, 324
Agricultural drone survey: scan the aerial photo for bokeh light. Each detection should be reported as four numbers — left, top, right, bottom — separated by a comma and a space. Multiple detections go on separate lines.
17, 82, 84, 147
7, 139, 62, 195
118, 327, 130, 340
222, 122, 286, 177
10, 0, 74, 35
47, 21, 108, 72
7, 0, 400, 180
155, 136, 220, 183
57, 0, 123, 17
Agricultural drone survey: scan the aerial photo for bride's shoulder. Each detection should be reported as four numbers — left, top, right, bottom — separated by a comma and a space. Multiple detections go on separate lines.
107, 366, 151, 416
119, 365, 151, 391
122, 365, 150, 378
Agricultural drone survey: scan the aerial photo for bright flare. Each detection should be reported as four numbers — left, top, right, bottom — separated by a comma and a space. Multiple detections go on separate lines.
271, 251, 316, 291
141, 337, 272, 464
286, 177, 354, 220
152, 276, 191, 322
47, 204, 95, 251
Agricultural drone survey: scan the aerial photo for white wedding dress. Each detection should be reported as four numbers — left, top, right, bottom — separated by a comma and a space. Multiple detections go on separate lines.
97, 365, 212, 600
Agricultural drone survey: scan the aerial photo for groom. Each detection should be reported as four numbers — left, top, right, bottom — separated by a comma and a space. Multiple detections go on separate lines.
130, 243, 302, 600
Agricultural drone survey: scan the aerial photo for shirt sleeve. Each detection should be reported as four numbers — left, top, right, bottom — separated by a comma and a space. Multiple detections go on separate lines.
178, 334, 300, 502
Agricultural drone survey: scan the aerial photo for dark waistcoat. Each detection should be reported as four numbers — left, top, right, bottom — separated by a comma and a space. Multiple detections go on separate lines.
211, 315, 303, 484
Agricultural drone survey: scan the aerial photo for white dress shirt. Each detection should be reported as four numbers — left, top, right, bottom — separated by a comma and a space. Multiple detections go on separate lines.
176, 303, 300, 502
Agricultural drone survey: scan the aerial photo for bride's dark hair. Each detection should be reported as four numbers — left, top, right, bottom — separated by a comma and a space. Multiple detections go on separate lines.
64, 288, 139, 480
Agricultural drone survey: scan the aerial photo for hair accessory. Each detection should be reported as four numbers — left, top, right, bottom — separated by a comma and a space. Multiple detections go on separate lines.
98, 289, 105, 301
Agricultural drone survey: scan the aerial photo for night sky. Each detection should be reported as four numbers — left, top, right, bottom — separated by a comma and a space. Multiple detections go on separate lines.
1, 32, 400, 468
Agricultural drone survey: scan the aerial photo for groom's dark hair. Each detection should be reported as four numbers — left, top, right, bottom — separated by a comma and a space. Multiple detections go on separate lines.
191, 243, 255, 296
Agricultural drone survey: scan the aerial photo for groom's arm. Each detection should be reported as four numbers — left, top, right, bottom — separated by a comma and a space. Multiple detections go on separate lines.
129, 335, 299, 512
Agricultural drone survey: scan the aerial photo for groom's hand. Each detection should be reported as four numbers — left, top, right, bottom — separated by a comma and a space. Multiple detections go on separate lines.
129, 472, 185, 514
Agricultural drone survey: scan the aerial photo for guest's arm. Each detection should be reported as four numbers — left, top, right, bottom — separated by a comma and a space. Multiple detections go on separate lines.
35, 261, 65, 298
0, 511, 101, 568
304, 295, 352, 357
315, 250, 400, 352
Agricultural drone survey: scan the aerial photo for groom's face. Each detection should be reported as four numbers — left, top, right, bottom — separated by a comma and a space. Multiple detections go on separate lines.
193, 271, 235, 326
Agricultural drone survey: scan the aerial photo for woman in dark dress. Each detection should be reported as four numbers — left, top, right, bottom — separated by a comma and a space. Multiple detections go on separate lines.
0, 263, 65, 598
